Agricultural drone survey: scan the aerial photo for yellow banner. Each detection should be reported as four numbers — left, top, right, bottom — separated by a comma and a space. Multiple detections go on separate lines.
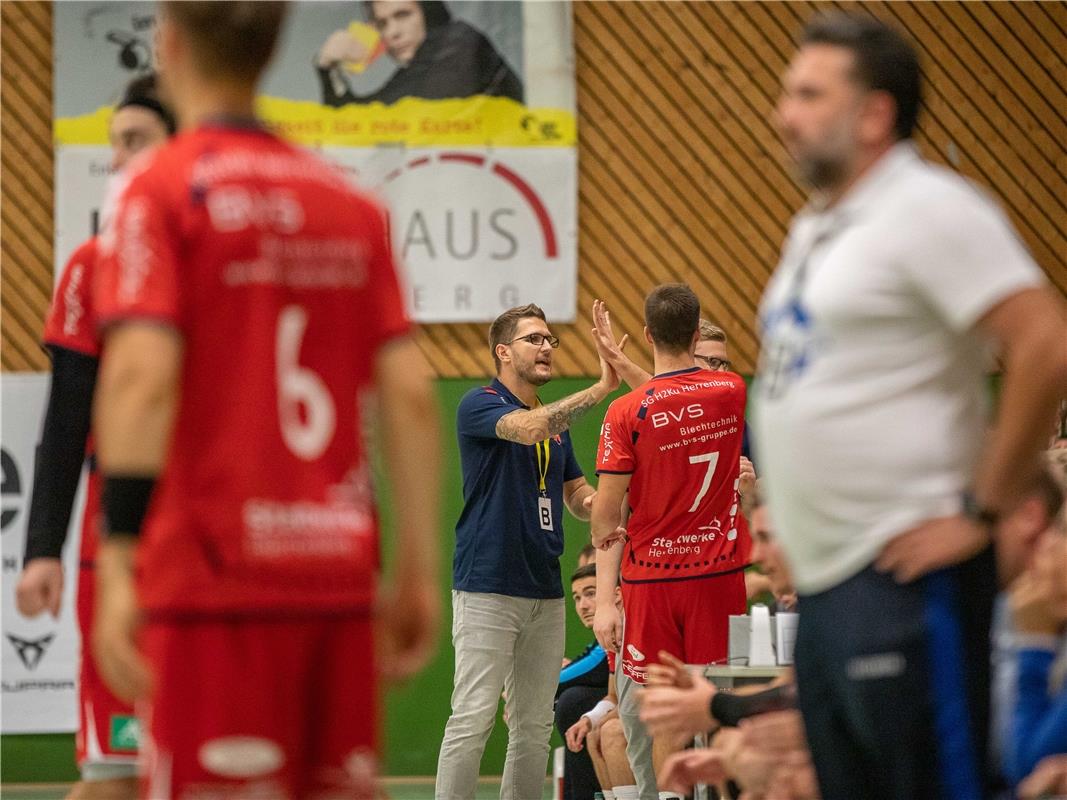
55, 96, 576, 149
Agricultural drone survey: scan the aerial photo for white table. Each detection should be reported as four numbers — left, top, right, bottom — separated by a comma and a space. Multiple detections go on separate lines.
702, 664, 789, 689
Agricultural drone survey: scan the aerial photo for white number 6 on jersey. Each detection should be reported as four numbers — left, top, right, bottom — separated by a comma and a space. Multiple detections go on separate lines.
276, 305, 336, 460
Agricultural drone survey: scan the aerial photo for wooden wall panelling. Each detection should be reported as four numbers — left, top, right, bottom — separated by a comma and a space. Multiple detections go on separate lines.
681, 1, 803, 213
960, 3, 1067, 127
636, 5, 789, 284
891, 3, 1065, 215
2, 144, 53, 237
578, 204, 660, 339
1033, 2, 1067, 41
2, 0, 53, 372
577, 111, 761, 359
576, 9, 766, 365
630, 2, 800, 249
420, 324, 487, 377
874, 2, 1067, 295
2, 193, 54, 314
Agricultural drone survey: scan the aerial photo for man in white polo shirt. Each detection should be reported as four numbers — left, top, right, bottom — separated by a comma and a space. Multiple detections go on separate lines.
756, 13, 1067, 800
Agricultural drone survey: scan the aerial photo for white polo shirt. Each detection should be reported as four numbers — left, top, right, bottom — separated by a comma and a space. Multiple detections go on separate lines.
754, 142, 1045, 594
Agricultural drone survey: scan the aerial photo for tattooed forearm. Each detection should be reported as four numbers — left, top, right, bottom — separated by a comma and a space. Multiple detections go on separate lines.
544, 392, 598, 435
495, 387, 603, 445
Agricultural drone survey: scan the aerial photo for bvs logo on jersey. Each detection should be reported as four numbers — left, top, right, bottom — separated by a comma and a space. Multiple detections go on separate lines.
651, 404, 703, 429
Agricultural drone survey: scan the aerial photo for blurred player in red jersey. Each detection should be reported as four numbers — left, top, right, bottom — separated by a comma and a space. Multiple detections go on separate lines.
90, 3, 441, 798
591, 284, 750, 800
15, 74, 175, 800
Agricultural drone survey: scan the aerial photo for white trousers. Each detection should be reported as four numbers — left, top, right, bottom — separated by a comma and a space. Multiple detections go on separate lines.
435, 591, 566, 800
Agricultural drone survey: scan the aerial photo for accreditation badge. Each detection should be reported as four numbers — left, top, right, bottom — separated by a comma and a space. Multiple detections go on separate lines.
538, 495, 554, 531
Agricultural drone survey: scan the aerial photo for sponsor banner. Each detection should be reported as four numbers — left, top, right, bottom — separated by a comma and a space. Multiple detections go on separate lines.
56, 145, 577, 322
54, 1, 577, 322
1, 375, 84, 734
54, 1, 574, 149
57, 96, 575, 150
330, 146, 575, 321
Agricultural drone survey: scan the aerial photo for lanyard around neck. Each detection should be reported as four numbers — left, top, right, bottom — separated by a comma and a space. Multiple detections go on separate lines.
535, 438, 551, 493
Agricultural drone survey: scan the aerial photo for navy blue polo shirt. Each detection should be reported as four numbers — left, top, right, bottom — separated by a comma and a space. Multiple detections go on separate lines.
454, 378, 584, 599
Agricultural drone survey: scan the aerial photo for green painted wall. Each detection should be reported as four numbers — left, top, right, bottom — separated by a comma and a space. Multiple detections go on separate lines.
1, 378, 619, 782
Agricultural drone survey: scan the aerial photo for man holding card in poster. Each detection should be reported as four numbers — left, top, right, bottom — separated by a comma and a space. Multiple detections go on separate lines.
316, 0, 523, 106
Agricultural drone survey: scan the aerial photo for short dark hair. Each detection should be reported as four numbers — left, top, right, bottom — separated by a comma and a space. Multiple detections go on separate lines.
117, 73, 176, 135
365, 1, 452, 30
161, 2, 288, 83
571, 563, 597, 584
488, 303, 546, 371
578, 542, 596, 562
645, 284, 700, 354
801, 13, 921, 141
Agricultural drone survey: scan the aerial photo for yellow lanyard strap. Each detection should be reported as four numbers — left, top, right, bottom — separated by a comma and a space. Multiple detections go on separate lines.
535, 439, 551, 492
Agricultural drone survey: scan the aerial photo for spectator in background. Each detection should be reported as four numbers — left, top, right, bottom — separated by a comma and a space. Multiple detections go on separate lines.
587, 716, 637, 800
558, 547, 598, 669
991, 459, 1066, 793
316, 0, 523, 106
1007, 516, 1067, 787
555, 564, 615, 800
562, 564, 636, 800
567, 664, 637, 800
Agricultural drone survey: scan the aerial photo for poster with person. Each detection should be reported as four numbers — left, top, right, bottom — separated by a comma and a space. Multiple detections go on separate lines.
53, 0, 577, 321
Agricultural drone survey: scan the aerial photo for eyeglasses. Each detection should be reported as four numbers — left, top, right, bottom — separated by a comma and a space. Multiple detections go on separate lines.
509, 333, 560, 349
695, 355, 732, 372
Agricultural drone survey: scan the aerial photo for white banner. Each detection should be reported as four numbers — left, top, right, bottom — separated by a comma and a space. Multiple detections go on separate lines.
1, 374, 84, 734
55, 146, 577, 322
330, 147, 575, 321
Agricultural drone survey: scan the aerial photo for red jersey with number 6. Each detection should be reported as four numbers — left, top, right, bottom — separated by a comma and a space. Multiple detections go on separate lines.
95, 124, 410, 615
596, 367, 750, 583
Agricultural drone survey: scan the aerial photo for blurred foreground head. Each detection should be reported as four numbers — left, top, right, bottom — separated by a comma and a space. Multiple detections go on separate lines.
155, 1, 289, 123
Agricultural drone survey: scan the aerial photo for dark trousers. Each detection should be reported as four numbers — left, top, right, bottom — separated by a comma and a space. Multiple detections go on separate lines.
555, 685, 604, 800
794, 547, 996, 800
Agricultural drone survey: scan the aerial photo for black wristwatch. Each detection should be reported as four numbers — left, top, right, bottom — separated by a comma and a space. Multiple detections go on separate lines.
961, 490, 998, 529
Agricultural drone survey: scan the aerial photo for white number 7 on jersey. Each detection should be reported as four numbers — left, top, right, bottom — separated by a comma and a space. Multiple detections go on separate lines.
687, 452, 720, 512
276, 305, 336, 461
